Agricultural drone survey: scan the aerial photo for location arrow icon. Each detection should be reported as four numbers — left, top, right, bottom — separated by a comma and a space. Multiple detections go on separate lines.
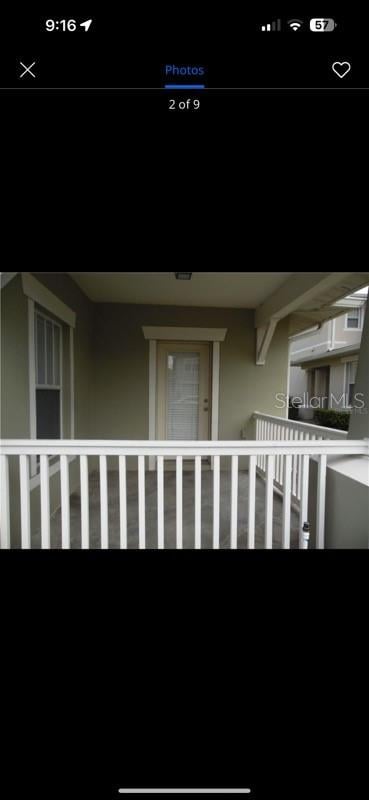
80, 19, 93, 31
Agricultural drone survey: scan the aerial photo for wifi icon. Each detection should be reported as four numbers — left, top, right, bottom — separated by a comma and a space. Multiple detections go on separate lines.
288, 19, 303, 31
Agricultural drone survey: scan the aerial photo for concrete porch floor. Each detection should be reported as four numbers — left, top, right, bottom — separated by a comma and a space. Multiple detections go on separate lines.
35, 469, 300, 549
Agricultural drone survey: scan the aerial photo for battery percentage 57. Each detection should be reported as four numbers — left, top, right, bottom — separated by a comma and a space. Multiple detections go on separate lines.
310, 18, 337, 32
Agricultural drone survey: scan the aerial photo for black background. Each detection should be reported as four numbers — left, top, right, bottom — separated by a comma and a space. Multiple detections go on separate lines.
1, 552, 368, 799
1, 5, 368, 799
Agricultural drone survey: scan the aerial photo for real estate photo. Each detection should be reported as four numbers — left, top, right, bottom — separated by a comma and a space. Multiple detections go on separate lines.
1, 271, 368, 550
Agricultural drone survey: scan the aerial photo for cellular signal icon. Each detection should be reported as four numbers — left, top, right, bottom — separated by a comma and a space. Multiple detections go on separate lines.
261, 20, 281, 32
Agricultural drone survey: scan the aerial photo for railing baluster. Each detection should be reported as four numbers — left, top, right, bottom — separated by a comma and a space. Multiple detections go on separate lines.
282, 455, 292, 549
292, 428, 298, 500
138, 455, 146, 549
299, 455, 310, 548
119, 455, 127, 548
316, 454, 327, 549
248, 455, 256, 549
297, 431, 305, 501
195, 455, 201, 549
279, 426, 285, 486
230, 455, 239, 549
263, 420, 267, 470
80, 455, 89, 549
257, 419, 262, 470
176, 455, 183, 549
157, 455, 164, 549
19, 455, 31, 549
276, 424, 280, 483
60, 455, 70, 549
40, 454, 50, 549
99, 454, 109, 549
212, 455, 220, 549
0, 454, 11, 549
265, 455, 274, 549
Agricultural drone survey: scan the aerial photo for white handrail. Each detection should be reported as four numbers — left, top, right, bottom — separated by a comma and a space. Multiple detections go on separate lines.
0, 440, 366, 455
253, 411, 348, 438
1, 439, 367, 551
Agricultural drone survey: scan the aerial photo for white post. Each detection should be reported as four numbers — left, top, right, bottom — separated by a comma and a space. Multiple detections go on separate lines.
99, 455, 109, 549
212, 455, 220, 549
60, 455, 70, 549
230, 455, 239, 549
299, 455, 310, 549
176, 456, 183, 549
265, 455, 274, 549
19, 455, 31, 549
247, 455, 256, 549
138, 455, 146, 548
195, 456, 201, 549
0, 455, 11, 549
157, 455, 164, 549
80, 455, 89, 549
282, 455, 292, 549
40, 455, 50, 549
119, 456, 127, 549
316, 455, 327, 549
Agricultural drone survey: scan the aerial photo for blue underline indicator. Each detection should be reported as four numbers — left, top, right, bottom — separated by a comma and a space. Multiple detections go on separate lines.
164, 84, 206, 89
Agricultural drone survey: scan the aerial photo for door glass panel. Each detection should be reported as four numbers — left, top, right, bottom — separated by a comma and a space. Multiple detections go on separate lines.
167, 352, 200, 440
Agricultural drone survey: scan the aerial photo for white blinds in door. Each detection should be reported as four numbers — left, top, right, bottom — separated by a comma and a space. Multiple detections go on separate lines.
167, 352, 200, 440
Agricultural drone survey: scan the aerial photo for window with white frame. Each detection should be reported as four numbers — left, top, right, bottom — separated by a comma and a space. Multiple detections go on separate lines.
35, 311, 62, 438
345, 360, 358, 407
345, 308, 362, 329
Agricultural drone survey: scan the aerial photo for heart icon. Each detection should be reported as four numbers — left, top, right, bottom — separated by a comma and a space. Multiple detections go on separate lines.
332, 61, 351, 78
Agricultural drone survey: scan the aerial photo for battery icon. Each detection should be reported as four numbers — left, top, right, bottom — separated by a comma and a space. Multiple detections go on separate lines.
310, 18, 337, 32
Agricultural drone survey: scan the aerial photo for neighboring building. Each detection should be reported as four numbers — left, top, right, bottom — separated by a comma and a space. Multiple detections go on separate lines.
289, 291, 367, 418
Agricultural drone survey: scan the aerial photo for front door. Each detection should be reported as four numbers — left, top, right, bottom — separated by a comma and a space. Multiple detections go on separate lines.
157, 342, 210, 441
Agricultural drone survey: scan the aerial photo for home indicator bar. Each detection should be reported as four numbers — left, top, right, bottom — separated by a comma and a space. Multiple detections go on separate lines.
118, 791, 252, 795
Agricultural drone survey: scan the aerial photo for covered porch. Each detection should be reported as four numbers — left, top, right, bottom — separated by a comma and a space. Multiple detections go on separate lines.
36, 467, 301, 550
1, 271, 369, 549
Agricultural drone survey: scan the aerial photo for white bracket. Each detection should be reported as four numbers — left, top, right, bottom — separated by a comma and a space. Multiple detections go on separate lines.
256, 319, 278, 365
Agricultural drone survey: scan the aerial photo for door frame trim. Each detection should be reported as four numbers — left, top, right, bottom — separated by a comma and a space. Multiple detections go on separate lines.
143, 327, 227, 470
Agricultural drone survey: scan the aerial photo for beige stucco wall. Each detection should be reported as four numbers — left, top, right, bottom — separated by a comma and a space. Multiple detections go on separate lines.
308, 458, 369, 548
90, 304, 290, 445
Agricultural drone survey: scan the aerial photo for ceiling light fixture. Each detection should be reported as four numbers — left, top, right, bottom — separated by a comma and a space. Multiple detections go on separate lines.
174, 272, 192, 281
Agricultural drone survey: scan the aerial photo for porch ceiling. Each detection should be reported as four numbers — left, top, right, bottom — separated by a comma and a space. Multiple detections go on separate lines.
68, 272, 293, 308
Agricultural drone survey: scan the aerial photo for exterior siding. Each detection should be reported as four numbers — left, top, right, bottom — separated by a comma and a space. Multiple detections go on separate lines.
90, 303, 290, 444
289, 302, 366, 405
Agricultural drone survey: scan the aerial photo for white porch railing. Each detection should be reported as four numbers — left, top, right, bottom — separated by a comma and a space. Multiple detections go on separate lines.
254, 412, 348, 505
1, 438, 367, 550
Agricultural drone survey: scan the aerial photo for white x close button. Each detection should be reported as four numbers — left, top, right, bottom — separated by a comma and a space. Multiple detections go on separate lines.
18, 61, 37, 79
